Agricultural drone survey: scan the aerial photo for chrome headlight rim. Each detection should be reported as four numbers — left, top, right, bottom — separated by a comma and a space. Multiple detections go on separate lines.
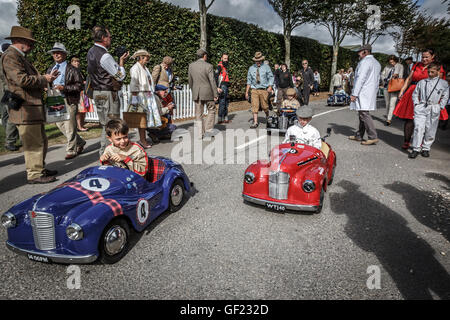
66, 223, 84, 241
1, 212, 16, 229
244, 172, 256, 184
303, 180, 316, 193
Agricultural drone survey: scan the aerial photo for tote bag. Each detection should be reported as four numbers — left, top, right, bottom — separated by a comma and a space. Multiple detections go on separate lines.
45, 86, 69, 123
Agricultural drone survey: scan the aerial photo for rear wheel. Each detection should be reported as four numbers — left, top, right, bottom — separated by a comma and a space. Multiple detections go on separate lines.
328, 164, 336, 185
99, 218, 131, 264
169, 179, 186, 213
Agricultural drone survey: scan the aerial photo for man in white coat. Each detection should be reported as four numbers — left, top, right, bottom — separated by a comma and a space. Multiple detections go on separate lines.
349, 44, 381, 145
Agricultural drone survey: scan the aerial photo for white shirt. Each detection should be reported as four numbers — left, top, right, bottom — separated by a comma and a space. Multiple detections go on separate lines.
283, 122, 322, 150
350, 55, 381, 111
95, 44, 126, 82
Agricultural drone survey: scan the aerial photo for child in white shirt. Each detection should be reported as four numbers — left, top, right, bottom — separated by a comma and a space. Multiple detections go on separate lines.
283, 106, 322, 149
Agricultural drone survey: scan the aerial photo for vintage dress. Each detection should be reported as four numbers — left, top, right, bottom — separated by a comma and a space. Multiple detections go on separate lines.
393, 62, 448, 121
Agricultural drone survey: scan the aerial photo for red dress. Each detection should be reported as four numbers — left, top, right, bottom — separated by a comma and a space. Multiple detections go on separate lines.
393, 63, 448, 120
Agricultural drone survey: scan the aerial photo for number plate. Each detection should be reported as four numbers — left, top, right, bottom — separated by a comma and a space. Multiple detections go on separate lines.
265, 203, 286, 212
27, 253, 51, 264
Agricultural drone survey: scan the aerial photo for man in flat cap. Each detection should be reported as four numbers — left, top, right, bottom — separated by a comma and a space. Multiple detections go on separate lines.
349, 44, 381, 145
246, 52, 274, 129
1, 42, 21, 151
188, 48, 219, 138
1, 26, 59, 184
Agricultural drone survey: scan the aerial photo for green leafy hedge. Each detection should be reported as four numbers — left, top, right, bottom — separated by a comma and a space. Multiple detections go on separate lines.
17, 0, 388, 99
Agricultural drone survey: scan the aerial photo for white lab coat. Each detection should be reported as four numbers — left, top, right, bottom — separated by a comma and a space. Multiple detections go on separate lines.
350, 55, 381, 111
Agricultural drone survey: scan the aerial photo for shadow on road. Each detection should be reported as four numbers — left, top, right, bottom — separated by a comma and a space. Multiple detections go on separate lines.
385, 180, 450, 243
0, 142, 101, 194
330, 180, 450, 299
0, 145, 61, 168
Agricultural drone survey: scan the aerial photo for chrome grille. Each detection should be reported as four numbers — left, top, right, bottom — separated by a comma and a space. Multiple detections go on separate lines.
31, 212, 56, 250
269, 171, 290, 200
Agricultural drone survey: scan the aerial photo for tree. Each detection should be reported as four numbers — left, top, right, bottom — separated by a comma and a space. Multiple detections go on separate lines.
349, 0, 419, 46
198, 0, 216, 49
309, 0, 360, 92
268, 0, 311, 69
391, 13, 450, 67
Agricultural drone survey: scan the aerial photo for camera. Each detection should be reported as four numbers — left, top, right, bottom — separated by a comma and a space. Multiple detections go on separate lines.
114, 46, 128, 58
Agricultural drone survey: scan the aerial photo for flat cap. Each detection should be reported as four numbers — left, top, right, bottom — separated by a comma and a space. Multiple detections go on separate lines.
357, 44, 372, 52
296, 106, 314, 118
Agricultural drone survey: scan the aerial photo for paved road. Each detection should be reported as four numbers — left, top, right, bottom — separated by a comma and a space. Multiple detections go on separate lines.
1, 98, 449, 300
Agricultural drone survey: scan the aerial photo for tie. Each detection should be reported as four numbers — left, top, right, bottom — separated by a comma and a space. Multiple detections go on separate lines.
256, 67, 261, 84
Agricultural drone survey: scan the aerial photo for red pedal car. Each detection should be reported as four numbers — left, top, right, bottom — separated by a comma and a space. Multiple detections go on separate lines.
242, 129, 336, 214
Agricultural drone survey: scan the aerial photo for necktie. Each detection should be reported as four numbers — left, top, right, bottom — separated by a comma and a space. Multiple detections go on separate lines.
256, 67, 261, 84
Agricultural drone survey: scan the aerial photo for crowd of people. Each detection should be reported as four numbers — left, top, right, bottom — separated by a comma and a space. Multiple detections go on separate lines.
0, 25, 449, 185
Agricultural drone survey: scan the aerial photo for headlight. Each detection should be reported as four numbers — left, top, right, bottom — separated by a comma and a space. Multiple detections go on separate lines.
244, 172, 255, 184
66, 223, 84, 241
303, 180, 316, 193
1, 212, 16, 229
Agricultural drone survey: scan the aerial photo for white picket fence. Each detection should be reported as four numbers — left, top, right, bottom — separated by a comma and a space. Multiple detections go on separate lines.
85, 84, 204, 122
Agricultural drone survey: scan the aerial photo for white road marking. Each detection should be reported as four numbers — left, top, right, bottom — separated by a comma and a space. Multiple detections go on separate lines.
235, 106, 349, 150
235, 135, 267, 150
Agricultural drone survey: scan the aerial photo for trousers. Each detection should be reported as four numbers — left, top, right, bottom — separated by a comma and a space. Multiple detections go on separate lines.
93, 90, 120, 156
0, 102, 19, 146
195, 100, 216, 138
355, 111, 378, 140
411, 104, 441, 151
56, 101, 85, 155
17, 123, 47, 180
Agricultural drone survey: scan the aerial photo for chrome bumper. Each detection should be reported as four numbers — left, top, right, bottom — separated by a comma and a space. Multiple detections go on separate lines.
243, 194, 318, 212
6, 241, 97, 264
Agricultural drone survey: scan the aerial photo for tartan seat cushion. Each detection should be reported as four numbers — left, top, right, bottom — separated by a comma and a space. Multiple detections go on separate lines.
147, 158, 166, 183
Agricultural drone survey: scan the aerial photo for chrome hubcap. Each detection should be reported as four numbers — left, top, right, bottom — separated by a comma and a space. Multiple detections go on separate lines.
171, 185, 183, 207
104, 226, 127, 256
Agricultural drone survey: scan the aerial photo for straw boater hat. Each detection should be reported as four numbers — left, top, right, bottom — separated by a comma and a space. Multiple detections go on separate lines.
48, 42, 69, 54
131, 49, 151, 59
252, 51, 265, 62
296, 106, 314, 118
287, 88, 296, 96
5, 26, 37, 42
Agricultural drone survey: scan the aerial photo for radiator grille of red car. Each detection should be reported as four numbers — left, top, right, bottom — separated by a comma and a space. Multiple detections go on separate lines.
269, 171, 290, 200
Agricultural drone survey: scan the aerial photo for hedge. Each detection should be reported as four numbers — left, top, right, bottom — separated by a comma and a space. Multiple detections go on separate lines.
17, 0, 388, 99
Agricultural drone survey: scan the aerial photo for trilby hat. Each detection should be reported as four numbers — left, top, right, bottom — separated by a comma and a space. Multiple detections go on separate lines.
252, 51, 265, 62
48, 42, 69, 54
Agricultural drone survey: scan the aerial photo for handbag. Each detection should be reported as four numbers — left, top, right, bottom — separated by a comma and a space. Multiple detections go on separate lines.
388, 78, 405, 93
45, 86, 69, 123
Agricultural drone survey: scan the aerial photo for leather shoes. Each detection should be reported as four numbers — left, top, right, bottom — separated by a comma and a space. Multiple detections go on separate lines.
361, 139, 379, 145
65, 153, 77, 160
5, 144, 19, 151
409, 151, 419, 159
421, 150, 430, 158
42, 169, 58, 177
348, 136, 362, 142
28, 175, 56, 184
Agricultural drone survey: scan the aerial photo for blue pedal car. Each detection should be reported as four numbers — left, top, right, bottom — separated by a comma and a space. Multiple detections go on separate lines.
327, 93, 350, 106
1, 157, 192, 264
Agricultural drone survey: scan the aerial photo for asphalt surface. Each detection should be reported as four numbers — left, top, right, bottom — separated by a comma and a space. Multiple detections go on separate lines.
1, 97, 449, 300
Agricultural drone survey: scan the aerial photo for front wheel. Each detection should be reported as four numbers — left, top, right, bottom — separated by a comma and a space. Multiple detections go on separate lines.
169, 179, 186, 213
315, 188, 325, 214
99, 218, 131, 264
328, 164, 336, 186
